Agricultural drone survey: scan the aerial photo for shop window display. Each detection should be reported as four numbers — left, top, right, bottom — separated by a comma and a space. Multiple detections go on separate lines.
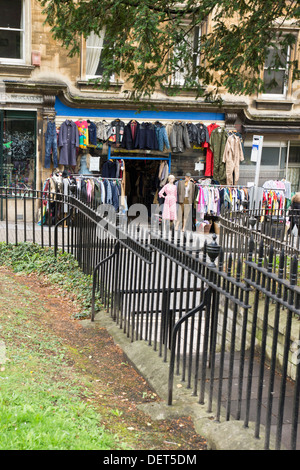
1, 111, 36, 188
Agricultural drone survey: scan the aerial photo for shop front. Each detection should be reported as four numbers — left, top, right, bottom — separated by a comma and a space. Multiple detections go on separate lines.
49, 97, 226, 214
34, 96, 295, 233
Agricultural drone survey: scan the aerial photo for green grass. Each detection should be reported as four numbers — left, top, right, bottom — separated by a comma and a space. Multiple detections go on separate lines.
0, 242, 102, 319
0, 242, 127, 450
0, 369, 119, 450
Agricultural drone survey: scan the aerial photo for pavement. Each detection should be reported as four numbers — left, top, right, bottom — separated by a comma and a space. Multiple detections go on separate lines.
89, 310, 299, 451
0, 221, 217, 252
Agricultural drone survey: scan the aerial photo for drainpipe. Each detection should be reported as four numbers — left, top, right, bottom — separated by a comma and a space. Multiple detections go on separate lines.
285, 140, 290, 180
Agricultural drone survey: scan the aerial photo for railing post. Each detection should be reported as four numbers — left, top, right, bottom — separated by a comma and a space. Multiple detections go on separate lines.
91, 241, 120, 322
54, 206, 73, 257
168, 289, 210, 406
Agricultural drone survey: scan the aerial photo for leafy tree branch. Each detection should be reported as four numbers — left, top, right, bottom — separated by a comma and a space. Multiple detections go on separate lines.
39, 0, 300, 102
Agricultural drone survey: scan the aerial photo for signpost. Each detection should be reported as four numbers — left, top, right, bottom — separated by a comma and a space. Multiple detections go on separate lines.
250, 135, 264, 209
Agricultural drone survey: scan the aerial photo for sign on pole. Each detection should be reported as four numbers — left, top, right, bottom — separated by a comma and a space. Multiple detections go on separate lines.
251, 135, 264, 187
250, 135, 264, 210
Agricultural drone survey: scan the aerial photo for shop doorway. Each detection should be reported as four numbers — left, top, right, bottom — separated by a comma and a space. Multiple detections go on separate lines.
124, 159, 159, 207
113, 157, 170, 219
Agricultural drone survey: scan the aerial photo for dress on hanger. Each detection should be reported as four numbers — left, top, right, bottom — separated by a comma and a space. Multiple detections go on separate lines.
204, 123, 219, 177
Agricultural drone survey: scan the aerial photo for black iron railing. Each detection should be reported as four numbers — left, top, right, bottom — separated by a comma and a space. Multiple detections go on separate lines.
219, 207, 300, 272
0, 186, 299, 450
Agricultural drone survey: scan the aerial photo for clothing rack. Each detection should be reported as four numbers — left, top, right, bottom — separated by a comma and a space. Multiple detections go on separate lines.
195, 182, 286, 192
262, 184, 286, 190
195, 182, 248, 189
69, 174, 122, 181
107, 146, 172, 170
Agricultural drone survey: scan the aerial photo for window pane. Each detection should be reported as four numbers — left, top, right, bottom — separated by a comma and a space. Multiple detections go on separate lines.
0, 0, 22, 29
86, 46, 102, 76
242, 146, 280, 166
2, 115, 36, 188
289, 146, 300, 164
280, 147, 286, 169
94, 56, 105, 76
261, 147, 280, 166
0, 29, 22, 59
241, 147, 256, 166
173, 28, 198, 85
86, 29, 106, 77
263, 69, 285, 95
265, 46, 287, 69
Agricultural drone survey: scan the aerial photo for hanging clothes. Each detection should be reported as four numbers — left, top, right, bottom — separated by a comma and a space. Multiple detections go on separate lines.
96, 120, 110, 142
194, 184, 249, 216
79, 154, 93, 175
222, 133, 244, 185
75, 120, 89, 149
58, 120, 80, 166
155, 161, 169, 189
102, 160, 117, 178
121, 120, 140, 150
154, 122, 170, 152
204, 123, 219, 177
87, 120, 97, 147
195, 123, 210, 145
110, 180, 121, 210
108, 119, 125, 147
186, 123, 199, 145
210, 126, 227, 184
44, 118, 58, 168
169, 122, 191, 153
135, 122, 159, 150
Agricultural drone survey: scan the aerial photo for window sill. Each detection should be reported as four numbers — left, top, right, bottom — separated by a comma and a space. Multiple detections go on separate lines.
77, 79, 123, 92
163, 83, 205, 98
255, 98, 294, 111
0, 63, 35, 78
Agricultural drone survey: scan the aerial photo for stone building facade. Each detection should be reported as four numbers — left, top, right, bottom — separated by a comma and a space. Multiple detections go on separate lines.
1, 0, 300, 193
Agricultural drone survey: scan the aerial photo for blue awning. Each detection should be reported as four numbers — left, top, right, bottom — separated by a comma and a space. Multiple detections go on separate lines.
55, 97, 225, 121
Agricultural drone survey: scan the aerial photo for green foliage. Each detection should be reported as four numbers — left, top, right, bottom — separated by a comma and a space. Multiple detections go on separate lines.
38, 0, 300, 101
0, 242, 102, 319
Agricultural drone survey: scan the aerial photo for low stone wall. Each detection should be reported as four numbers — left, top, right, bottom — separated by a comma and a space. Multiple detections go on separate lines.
217, 293, 299, 381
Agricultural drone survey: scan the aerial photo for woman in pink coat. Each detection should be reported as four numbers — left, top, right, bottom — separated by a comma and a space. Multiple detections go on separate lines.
158, 175, 177, 221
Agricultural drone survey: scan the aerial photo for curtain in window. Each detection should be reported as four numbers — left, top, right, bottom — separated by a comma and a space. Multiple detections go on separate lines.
86, 28, 106, 77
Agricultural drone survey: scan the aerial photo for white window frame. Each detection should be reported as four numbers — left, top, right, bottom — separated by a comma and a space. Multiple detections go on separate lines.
243, 139, 287, 168
0, 0, 26, 64
171, 25, 202, 87
262, 45, 290, 100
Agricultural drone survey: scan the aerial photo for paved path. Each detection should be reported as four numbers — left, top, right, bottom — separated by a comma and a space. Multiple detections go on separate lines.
211, 350, 299, 450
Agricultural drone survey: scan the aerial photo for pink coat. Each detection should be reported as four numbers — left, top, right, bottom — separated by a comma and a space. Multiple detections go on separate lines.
158, 183, 177, 220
